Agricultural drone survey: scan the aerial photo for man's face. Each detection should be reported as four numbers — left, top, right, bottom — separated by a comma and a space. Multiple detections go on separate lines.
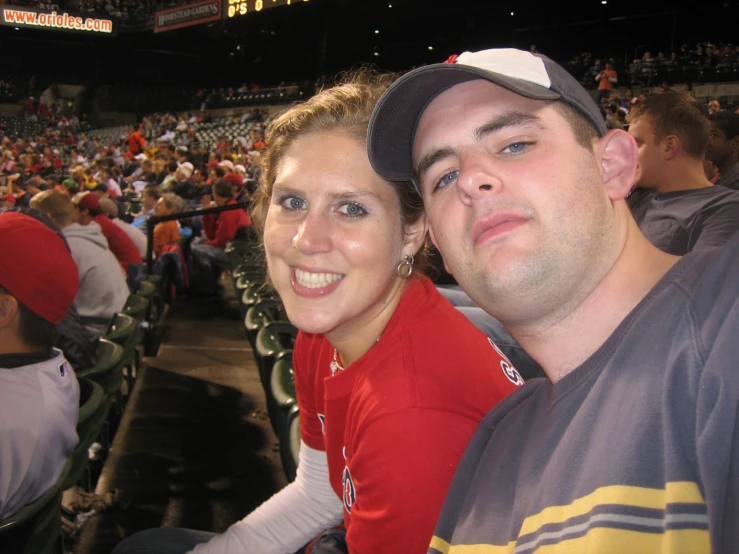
709, 100, 721, 115
412, 80, 623, 325
628, 117, 664, 189
706, 121, 736, 166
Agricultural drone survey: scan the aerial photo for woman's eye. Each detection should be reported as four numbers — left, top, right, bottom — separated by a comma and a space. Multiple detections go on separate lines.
337, 202, 368, 218
279, 196, 306, 210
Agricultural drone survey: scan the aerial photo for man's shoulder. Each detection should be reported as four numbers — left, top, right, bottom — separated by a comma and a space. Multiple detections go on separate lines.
476, 378, 549, 432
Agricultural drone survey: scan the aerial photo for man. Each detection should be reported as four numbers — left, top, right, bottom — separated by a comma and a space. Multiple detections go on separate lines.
127, 124, 146, 156
0, 212, 79, 518
595, 61, 617, 102
72, 192, 143, 272
706, 111, 739, 190
368, 47, 738, 552
190, 179, 250, 294
31, 191, 129, 335
628, 92, 739, 254
99, 197, 148, 258
708, 98, 721, 115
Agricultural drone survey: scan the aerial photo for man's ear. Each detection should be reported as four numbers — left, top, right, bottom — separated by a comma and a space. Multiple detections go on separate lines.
402, 214, 429, 258
664, 135, 681, 161
0, 293, 19, 330
597, 129, 638, 201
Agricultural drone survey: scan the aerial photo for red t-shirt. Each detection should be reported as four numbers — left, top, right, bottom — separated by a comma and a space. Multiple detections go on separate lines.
294, 277, 522, 554
202, 199, 251, 247
93, 215, 143, 270
127, 131, 145, 155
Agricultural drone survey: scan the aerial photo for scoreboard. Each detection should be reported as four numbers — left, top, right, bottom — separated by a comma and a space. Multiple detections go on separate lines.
224, 0, 308, 19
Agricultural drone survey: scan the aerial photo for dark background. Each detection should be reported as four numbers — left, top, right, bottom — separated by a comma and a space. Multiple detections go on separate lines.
2, 0, 738, 88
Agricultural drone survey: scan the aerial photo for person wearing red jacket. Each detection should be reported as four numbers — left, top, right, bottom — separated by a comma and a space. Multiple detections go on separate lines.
72, 192, 144, 290
190, 179, 251, 295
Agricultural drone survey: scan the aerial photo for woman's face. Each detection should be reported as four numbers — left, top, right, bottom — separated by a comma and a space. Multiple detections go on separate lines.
264, 130, 423, 337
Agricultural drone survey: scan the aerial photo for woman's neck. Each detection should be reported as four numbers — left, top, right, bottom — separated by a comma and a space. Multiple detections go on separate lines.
326, 277, 409, 367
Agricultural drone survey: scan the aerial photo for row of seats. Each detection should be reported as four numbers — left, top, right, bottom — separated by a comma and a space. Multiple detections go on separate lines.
0, 277, 166, 554
226, 240, 301, 482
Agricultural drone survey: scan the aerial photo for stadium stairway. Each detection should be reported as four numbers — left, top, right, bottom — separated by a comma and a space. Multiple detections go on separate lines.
72, 289, 287, 554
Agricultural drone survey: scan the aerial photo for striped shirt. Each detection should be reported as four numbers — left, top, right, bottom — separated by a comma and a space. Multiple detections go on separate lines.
430, 235, 739, 554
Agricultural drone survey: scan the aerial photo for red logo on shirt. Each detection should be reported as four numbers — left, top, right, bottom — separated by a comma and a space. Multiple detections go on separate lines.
342, 465, 356, 514
488, 338, 524, 386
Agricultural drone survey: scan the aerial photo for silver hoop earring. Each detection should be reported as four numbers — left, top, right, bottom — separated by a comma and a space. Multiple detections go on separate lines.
397, 254, 414, 278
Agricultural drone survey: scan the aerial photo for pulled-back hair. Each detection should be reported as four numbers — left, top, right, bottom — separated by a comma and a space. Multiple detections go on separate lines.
250, 69, 428, 272
630, 92, 709, 158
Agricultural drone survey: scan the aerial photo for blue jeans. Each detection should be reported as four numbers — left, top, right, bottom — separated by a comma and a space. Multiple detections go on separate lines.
111, 527, 215, 554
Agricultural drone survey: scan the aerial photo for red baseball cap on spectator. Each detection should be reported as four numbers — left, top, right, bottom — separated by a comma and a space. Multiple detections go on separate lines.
206, 160, 221, 169
224, 173, 244, 187
0, 212, 79, 324
74, 191, 101, 212
2, 194, 15, 205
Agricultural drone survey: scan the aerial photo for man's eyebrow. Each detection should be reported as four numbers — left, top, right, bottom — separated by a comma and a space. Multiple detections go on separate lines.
473, 112, 546, 141
414, 112, 546, 182
415, 147, 455, 183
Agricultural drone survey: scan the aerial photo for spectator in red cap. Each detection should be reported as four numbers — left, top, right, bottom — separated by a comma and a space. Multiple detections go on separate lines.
73, 191, 143, 272
0, 212, 80, 519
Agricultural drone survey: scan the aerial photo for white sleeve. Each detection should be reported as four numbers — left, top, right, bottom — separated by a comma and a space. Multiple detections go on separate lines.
189, 442, 344, 554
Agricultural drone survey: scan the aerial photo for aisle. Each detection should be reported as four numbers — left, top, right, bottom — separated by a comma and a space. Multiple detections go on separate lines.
73, 295, 287, 554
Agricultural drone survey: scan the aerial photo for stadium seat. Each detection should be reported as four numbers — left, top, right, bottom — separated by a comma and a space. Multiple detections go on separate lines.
104, 313, 140, 395
284, 405, 301, 482
63, 378, 107, 491
0, 460, 70, 554
245, 298, 287, 346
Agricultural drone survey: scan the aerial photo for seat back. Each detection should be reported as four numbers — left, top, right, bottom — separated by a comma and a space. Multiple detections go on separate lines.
76, 339, 125, 399
63, 379, 107, 489
0, 460, 70, 554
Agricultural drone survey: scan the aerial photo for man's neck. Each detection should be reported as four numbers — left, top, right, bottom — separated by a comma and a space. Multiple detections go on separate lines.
719, 157, 739, 180
655, 160, 713, 193
510, 218, 679, 384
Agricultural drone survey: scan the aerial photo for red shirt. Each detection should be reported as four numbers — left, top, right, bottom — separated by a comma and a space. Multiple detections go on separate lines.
202, 199, 251, 248
92, 215, 143, 270
127, 131, 145, 155
294, 277, 522, 554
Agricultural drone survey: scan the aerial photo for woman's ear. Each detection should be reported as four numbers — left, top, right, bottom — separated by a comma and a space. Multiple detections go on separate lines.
597, 129, 638, 201
403, 214, 429, 257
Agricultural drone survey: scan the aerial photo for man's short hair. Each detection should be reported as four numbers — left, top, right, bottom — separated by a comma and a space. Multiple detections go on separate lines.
143, 185, 161, 201
630, 92, 709, 158
213, 179, 235, 199
708, 111, 739, 140
554, 101, 600, 150
0, 285, 58, 349
29, 189, 75, 227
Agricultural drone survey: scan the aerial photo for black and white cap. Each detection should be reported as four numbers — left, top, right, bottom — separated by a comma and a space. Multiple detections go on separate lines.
368, 48, 608, 183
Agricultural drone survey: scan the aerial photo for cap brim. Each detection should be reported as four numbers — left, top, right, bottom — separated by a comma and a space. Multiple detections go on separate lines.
368, 64, 561, 183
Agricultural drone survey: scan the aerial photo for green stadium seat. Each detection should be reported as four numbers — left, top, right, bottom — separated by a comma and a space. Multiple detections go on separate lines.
63, 378, 107, 491
0, 459, 70, 554
104, 313, 140, 395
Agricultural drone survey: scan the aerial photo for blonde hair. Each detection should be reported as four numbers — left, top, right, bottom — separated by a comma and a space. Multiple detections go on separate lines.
30, 189, 75, 227
250, 69, 428, 272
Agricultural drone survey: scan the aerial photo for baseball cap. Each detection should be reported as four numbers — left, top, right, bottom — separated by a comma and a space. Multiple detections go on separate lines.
224, 173, 244, 187
219, 159, 235, 171
62, 178, 78, 189
2, 194, 15, 205
73, 191, 101, 212
368, 48, 608, 183
99, 197, 119, 218
0, 212, 78, 324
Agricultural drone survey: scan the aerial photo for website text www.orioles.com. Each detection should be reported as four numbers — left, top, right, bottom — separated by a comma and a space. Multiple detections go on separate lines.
2, 9, 113, 32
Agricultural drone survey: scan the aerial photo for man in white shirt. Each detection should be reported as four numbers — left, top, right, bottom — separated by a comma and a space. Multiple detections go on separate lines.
0, 211, 80, 518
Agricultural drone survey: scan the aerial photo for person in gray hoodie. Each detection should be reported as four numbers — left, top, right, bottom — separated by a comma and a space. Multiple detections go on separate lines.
30, 190, 129, 335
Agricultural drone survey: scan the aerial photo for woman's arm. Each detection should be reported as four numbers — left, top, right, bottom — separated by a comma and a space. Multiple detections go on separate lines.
189, 442, 343, 554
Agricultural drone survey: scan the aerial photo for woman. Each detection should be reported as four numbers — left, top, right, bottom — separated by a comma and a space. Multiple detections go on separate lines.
112, 73, 522, 554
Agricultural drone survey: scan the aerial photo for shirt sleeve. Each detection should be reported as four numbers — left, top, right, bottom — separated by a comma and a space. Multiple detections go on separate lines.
293, 334, 325, 451
345, 409, 481, 554
202, 213, 217, 241
687, 202, 739, 251
696, 296, 739, 552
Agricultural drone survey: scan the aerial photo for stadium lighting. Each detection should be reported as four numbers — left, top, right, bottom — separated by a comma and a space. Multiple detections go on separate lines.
601, 1, 607, 3
510, 11, 514, 15
374, 52, 380, 57
388, 4, 392, 7
375, 29, 379, 34
428, 46, 434, 51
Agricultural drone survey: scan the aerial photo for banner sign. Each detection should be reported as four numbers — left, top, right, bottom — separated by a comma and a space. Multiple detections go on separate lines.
0, 5, 116, 35
154, 0, 221, 33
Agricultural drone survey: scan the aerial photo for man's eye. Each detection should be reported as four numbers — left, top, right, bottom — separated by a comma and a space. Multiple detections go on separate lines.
435, 170, 459, 192
501, 142, 531, 155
